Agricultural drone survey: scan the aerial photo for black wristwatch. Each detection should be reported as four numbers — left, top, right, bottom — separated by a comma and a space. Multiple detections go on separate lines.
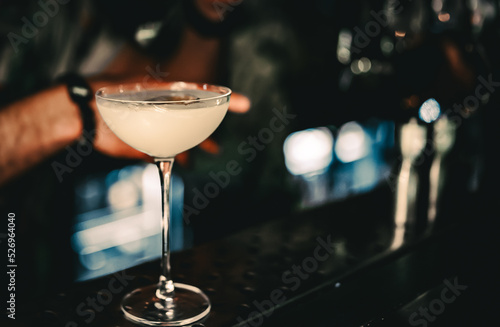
58, 73, 96, 144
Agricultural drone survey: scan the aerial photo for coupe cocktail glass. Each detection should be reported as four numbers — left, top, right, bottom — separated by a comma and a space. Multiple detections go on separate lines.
96, 82, 231, 326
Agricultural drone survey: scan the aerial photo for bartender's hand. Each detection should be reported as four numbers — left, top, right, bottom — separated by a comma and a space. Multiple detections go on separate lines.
0, 79, 249, 186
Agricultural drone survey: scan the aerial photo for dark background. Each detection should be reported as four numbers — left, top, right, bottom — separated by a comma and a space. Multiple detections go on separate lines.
1, 0, 499, 324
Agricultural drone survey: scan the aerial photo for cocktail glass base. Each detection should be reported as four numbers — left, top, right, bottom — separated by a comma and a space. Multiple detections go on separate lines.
121, 283, 210, 326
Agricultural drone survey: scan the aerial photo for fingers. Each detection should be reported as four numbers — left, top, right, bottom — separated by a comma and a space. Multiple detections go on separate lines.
199, 138, 220, 154
105, 138, 153, 162
176, 151, 189, 166
228, 92, 251, 113
124, 150, 153, 163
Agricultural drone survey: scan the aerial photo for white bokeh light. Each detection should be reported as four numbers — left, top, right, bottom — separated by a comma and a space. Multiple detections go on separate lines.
419, 98, 441, 123
335, 121, 370, 163
283, 127, 334, 176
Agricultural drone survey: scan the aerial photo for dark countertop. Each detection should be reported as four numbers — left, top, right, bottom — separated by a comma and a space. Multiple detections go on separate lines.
7, 185, 499, 327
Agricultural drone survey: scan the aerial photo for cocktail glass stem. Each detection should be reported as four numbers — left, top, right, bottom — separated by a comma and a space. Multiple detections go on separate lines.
156, 158, 175, 308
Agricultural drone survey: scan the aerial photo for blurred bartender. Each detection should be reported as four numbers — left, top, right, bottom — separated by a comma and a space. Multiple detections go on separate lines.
0, 0, 299, 298
0, 0, 253, 185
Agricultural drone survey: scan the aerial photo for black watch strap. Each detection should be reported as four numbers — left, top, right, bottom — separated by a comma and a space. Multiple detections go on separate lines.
58, 73, 96, 144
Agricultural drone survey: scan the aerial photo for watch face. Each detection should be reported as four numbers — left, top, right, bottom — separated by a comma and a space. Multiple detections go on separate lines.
71, 86, 91, 99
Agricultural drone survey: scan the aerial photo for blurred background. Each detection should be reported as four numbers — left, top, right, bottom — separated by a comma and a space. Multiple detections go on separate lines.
1, 0, 499, 303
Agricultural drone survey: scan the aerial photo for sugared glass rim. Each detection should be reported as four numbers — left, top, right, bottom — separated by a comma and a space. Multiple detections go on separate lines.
95, 81, 231, 104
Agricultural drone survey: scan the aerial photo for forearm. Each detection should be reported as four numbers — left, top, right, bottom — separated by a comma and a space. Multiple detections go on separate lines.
0, 85, 82, 185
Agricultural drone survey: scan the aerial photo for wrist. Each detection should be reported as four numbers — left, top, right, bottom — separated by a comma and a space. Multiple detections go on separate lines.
57, 73, 96, 145
49, 84, 84, 146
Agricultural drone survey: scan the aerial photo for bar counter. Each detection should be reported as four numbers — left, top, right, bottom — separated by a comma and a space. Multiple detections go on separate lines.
9, 183, 497, 327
